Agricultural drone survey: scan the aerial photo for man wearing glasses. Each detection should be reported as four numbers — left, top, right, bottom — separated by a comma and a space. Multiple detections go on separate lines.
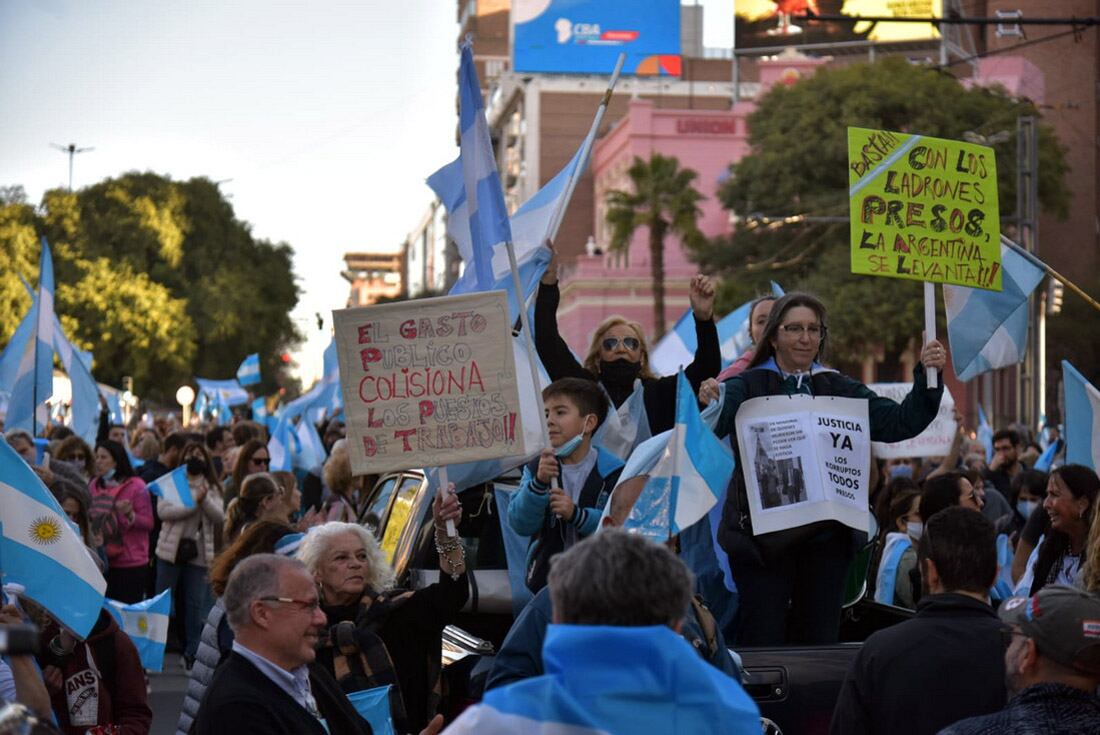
193, 554, 371, 735
940, 585, 1100, 734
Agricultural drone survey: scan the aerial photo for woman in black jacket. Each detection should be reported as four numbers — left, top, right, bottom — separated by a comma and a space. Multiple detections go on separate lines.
535, 257, 720, 439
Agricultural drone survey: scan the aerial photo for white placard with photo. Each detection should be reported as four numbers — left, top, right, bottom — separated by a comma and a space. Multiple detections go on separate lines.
735, 394, 871, 535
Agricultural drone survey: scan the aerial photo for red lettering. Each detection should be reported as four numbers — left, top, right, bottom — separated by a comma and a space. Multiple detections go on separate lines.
366, 407, 383, 428
419, 400, 434, 425
357, 324, 373, 344
399, 320, 417, 339
360, 348, 381, 372
394, 428, 416, 452
362, 436, 378, 456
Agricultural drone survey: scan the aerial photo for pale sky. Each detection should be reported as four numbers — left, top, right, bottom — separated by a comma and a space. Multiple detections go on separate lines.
0, 0, 735, 387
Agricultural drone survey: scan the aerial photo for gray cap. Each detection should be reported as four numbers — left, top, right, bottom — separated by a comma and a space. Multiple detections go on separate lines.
999, 585, 1100, 675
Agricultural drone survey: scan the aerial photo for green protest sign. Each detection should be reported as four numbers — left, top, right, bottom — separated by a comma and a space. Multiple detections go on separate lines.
848, 127, 1001, 291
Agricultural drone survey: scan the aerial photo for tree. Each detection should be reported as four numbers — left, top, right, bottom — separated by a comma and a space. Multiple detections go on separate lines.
605, 154, 705, 338
0, 172, 303, 403
692, 57, 1071, 369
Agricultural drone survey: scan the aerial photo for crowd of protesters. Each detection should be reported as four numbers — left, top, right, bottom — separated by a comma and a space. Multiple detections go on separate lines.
3, 277, 1100, 735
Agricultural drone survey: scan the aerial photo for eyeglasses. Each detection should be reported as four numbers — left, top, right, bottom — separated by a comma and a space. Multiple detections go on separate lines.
779, 323, 826, 339
601, 336, 641, 352
251, 456, 271, 466
260, 596, 321, 613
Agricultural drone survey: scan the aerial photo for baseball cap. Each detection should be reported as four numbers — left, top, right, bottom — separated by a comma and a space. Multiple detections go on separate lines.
999, 584, 1100, 675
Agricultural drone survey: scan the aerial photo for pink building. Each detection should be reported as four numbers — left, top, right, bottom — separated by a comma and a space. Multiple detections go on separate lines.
555, 50, 830, 353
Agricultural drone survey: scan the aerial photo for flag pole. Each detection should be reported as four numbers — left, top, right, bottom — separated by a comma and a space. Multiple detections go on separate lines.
545, 52, 627, 242
924, 281, 938, 389
1005, 236, 1100, 314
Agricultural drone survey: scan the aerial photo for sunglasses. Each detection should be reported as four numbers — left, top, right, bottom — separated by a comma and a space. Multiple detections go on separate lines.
601, 336, 641, 352
251, 457, 271, 466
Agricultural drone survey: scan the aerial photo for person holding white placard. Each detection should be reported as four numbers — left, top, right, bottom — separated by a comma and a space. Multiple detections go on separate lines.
712, 292, 946, 646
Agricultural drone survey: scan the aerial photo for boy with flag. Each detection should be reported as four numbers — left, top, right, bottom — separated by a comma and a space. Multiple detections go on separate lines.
507, 378, 624, 593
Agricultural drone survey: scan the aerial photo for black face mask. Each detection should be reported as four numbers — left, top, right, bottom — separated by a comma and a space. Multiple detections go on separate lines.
598, 359, 642, 385
186, 457, 207, 476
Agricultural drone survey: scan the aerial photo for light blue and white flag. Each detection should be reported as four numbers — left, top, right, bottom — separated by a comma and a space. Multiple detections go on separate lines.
455, 39, 511, 292
592, 380, 650, 462
236, 353, 261, 386
148, 465, 195, 509
1063, 360, 1100, 470
292, 418, 325, 471
195, 378, 250, 406
651, 281, 786, 377
268, 418, 297, 473
0, 299, 36, 395
0, 440, 106, 638
1033, 437, 1063, 473
977, 404, 994, 464
621, 372, 735, 540
430, 68, 599, 322
252, 396, 268, 422
6, 238, 56, 433
106, 588, 171, 672
944, 238, 1045, 381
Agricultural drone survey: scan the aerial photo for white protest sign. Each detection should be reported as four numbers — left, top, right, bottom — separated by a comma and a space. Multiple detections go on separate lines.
735, 394, 870, 536
332, 291, 525, 475
869, 383, 956, 459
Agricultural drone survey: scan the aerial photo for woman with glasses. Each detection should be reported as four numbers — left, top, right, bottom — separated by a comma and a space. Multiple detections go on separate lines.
221, 439, 270, 505
712, 292, 946, 645
154, 441, 225, 667
535, 259, 720, 439
54, 436, 96, 482
298, 487, 466, 734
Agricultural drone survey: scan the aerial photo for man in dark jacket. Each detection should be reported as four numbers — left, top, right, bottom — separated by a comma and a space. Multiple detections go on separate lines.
488, 475, 741, 689
939, 585, 1100, 734
193, 554, 371, 735
830, 507, 1006, 735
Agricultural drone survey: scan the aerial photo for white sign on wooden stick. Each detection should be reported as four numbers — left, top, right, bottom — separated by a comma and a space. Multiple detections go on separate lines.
332, 291, 524, 475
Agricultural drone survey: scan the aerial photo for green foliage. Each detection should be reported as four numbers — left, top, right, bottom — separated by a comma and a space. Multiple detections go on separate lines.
693, 57, 1070, 365
0, 172, 301, 403
605, 153, 705, 337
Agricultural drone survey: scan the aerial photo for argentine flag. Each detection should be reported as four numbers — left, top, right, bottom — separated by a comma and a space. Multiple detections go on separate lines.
651, 282, 785, 377
0, 440, 106, 638
195, 377, 250, 406
6, 238, 56, 433
592, 381, 650, 462
106, 588, 171, 672
430, 60, 600, 322
236, 353, 261, 386
148, 465, 195, 509
1063, 360, 1100, 470
944, 237, 1045, 381
620, 372, 735, 540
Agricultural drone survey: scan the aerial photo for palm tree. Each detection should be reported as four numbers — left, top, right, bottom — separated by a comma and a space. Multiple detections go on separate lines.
605, 154, 705, 338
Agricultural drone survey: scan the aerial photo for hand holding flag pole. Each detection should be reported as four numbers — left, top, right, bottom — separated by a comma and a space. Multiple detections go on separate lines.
925, 282, 938, 389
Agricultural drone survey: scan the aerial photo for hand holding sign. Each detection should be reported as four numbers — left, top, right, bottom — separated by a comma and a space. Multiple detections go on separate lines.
433, 482, 462, 534
921, 337, 947, 371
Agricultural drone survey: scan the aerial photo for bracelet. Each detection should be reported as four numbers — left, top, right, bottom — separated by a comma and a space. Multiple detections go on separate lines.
434, 536, 466, 581
49, 635, 73, 658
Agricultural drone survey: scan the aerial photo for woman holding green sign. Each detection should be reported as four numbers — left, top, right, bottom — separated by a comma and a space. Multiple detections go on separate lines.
713, 292, 947, 646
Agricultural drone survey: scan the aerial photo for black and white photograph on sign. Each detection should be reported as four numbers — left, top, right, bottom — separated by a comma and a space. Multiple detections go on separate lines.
736, 395, 871, 536
749, 422, 809, 509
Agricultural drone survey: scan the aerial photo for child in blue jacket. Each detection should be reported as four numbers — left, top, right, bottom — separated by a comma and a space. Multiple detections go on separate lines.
508, 378, 624, 592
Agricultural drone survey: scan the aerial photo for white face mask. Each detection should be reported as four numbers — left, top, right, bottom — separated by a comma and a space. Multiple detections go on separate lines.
1017, 500, 1038, 519
906, 521, 924, 540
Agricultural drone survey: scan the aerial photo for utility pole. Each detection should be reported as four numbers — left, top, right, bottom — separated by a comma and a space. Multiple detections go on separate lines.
1016, 116, 1040, 430
50, 143, 94, 191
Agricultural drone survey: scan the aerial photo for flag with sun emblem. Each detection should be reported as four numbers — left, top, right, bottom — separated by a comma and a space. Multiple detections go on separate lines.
107, 588, 171, 671
0, 439, 106, 638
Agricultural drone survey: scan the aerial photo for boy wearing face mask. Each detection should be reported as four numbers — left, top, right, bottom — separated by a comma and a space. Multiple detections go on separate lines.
508, 378, 624, 593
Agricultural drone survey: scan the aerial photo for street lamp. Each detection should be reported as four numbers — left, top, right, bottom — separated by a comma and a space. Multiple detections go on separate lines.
176, 385, 196, 426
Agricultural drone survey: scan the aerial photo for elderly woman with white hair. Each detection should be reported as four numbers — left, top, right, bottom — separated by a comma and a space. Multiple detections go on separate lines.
297, 485, 467, 734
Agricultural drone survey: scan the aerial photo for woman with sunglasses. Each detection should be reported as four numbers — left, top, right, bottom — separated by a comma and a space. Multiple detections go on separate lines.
535, 258, 720, 439
221, 439, 270, 506
712, 292, 947, 646
54, 436, 96, 482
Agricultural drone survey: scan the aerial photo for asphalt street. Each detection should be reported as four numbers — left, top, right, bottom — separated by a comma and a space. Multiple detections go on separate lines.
149, 654, 189, 735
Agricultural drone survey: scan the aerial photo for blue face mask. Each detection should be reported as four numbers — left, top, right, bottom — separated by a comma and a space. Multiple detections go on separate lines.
890, 464, 914, 480
554, 433, 585, 459
1017, 500, 1038, 519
